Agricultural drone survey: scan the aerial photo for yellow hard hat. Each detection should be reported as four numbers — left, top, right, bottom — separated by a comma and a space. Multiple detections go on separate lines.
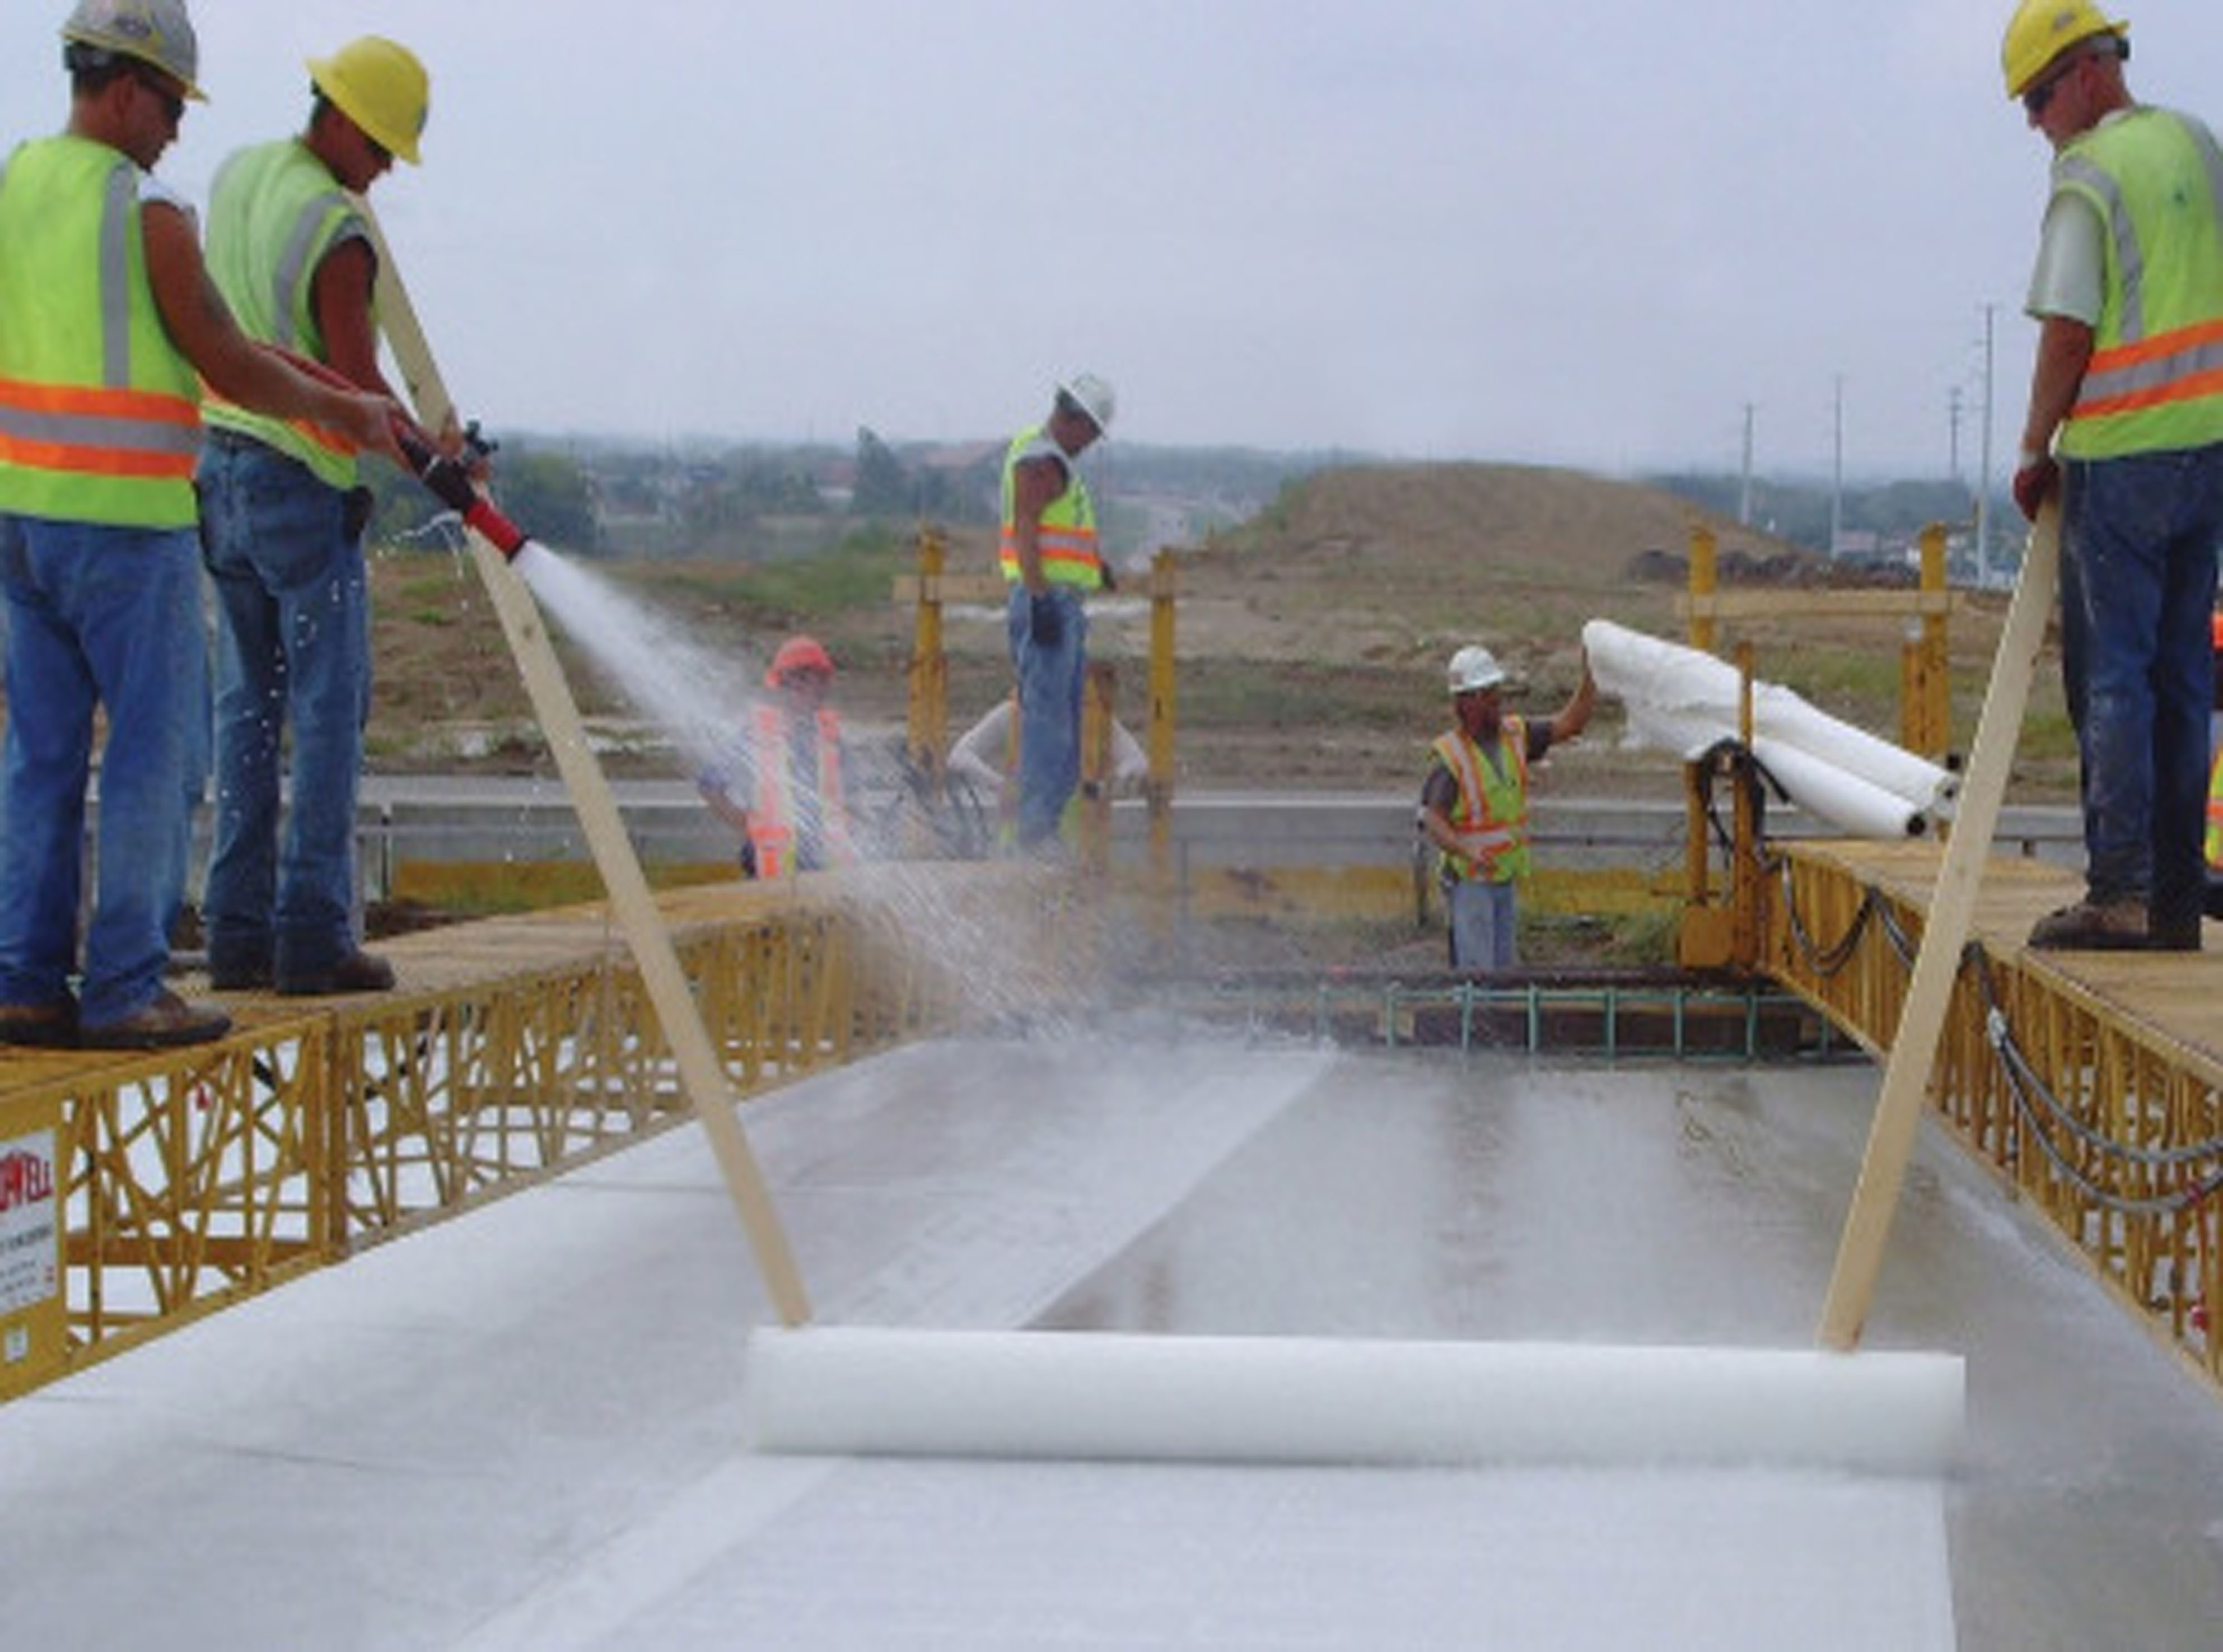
2001, 0, 2128, 100
307, 36, 428, 164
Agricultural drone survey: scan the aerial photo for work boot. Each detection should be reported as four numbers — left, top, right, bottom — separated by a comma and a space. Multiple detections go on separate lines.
79, 990, 231, 1049
2027, 898, 2149, 952
208, 956, 274, 991
2147, 916, 2203, 953
276, 949, 395, 997
0, 997, 78, 1049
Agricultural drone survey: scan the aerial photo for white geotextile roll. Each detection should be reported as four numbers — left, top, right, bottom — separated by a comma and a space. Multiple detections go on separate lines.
740, 1327, 1964, 1476
1581, 619, 1955, 818
1752, 737, 1927, 839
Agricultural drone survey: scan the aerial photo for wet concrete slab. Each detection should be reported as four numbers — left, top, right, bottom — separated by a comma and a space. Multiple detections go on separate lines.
1, 1034, 2218, 1648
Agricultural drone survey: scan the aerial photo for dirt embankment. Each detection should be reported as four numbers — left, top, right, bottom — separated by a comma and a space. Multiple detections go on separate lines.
358, 461, 2036, 800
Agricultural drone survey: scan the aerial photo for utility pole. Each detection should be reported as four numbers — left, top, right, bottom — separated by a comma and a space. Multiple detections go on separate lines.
1739, 403, 1754, 526
1830, 374, 1845, 557
1948, 385, 1963, 486
1976, 304, 1997, 586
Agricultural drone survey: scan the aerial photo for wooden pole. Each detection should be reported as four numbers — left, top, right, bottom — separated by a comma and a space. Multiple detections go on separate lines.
357, 200, 812, 1328
1818, 503, 2059, 1350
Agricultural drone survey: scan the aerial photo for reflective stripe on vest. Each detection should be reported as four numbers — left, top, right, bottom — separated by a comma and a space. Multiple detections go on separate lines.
747, 703, 853, 874
1431, 717, 1531, 884
200, 141, 363, 487
2056, 109, 2223, 459
0, 137, 200, 528
998, 425, 1102, 587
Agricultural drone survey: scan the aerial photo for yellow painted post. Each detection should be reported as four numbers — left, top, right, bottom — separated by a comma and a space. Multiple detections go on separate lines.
1920, 522, 1950, 759
1731, 641, 1761, 969
1147, 549, 1179, 930
906, 528, 949, 785
1688, 521, 1718, 653
1080, 662, 1116, 878
1899, 624, 1923, 754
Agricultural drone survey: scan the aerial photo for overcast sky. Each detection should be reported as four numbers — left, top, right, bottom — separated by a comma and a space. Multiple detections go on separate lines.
7, 2, 2222, 479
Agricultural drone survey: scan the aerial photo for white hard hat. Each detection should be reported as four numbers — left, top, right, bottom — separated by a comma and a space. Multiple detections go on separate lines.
1446, 644, 1505, 694
1056, 372, 1115, 437
62, 0, 204, 101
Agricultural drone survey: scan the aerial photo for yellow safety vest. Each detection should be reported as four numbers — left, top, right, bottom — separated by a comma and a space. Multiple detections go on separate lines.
2206, 745, 2223, 872
746, 704, 852, 878
0, 137, 202, 529
201, 139, 365, 488
2054, 109, 2223, 460
1431, 716, 1532, 884
997, 425, 1102, 589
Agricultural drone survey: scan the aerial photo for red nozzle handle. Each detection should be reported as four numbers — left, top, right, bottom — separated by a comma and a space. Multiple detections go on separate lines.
393, 417, 528, 560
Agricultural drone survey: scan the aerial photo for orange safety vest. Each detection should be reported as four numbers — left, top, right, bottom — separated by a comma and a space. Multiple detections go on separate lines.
1430, 716, 1532, 884
746, 704, 851, 878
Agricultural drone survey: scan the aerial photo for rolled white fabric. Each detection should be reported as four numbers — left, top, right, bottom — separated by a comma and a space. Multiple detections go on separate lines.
1582, 619, 1955, 819
740, 1327, 1964, 1476
1752, 737, 1927, 839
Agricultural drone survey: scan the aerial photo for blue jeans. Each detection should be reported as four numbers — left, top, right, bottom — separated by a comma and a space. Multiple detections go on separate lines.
2059, 446, 2223, 931
1005, 585, 1086, 847
198, 437, 372, 979
0, 515, 206, 1024
1447, 878, 1519, 971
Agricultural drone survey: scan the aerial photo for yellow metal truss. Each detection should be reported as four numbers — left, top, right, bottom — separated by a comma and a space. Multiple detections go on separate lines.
0, 874, 1016, 1401
1766, 841, 2223, 1394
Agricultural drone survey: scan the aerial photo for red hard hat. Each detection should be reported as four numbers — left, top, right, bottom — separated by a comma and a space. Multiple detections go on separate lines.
766, 634, 834, 688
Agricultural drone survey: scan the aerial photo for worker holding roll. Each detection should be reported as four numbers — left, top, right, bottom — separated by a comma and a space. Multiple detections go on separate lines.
197, 36, 442, 996
999, 373, 1114, 853
0, 1, 405, 1048
2002, 1, 2223, 952
697, 636, 853, 880
1418, 644, 1596, 972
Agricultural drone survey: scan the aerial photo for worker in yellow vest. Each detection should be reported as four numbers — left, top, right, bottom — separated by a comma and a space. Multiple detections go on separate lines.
0, 1, 403, 1049
1418, 643, 1597, 971
198, 35, 439, 998
1000, 373, 1113, 851
2003, 0, 2223, 953
697, 636, 853, 879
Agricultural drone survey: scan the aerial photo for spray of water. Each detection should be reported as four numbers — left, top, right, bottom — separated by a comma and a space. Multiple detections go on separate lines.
491, 539, 1071, 1016
512, 544, 760, 777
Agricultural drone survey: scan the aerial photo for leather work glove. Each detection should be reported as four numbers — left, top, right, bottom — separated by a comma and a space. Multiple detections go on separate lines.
1028, 590, 1064, 648
2011, 452, 2059, 522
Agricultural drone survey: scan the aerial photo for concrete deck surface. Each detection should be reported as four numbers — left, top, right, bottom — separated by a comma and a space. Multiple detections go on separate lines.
3, 1033, 2219, 1649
